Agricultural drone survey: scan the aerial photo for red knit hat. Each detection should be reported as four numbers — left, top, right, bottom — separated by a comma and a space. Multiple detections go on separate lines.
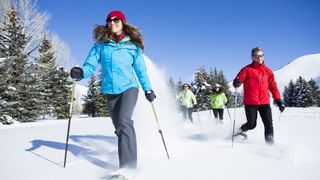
107, 10, 126, 23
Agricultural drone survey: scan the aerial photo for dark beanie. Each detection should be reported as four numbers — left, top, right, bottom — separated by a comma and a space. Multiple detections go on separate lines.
107, 10, 126, 23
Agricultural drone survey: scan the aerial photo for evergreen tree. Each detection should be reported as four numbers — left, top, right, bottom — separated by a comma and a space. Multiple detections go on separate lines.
83, 76, 97, 117
283, 80, 296, 107
95, 72, 109, 116
295, 76, 312, 107
19, 62, 40, 121
208, 67, 219, 85
0, 6, 32, 121
35, 34, 56, 118
52, 66, 72, 119
192, 67, 211, 111
308, 79, 320, 107
82, 74, 109, 117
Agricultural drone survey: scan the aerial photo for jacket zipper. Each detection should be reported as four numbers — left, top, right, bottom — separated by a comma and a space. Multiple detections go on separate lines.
258, 69, 262, 105
120, 48, 132, 81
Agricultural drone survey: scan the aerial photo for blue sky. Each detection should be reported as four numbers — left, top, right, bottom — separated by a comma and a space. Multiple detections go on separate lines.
37, 0, 320, 83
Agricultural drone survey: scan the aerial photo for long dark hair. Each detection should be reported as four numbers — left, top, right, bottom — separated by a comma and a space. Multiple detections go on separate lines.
93, 22, 144, 50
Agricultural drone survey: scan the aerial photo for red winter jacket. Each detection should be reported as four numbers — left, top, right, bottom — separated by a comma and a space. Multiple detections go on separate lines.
236, 61, 281, 105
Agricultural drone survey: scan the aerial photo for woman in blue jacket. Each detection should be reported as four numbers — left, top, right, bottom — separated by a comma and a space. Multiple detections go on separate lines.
70, 10, 156, 169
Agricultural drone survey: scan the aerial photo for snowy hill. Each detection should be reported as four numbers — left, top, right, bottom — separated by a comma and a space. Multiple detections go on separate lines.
274, 54, 320, 93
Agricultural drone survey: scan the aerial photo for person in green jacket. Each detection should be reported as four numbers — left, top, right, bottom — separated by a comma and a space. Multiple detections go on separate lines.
209, 84, 227, 122
176, 83, 197, 123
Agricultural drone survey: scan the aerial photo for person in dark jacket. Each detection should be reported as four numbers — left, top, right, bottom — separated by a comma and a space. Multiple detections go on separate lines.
70, 10, 156, 169
233, 47, 285, 144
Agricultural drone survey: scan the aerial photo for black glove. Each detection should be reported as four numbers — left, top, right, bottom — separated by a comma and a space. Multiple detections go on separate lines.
193, 104, 198, 111
70, 67, 83, 80
233, 77, 241, 88
275, 100, 285, 112
145, 90, 156, 102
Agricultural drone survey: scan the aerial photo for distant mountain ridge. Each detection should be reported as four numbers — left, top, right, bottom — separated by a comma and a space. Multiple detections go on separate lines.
274, 54, 320, 93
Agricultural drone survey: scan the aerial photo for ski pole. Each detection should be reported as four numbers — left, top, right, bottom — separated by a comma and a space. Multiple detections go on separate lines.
196, 109, 201, 122
150, 102, 170, 159
226, 107, 232, 122
279, 112, 282, 121
231, 88, 238, 148
63, 80, 76, 167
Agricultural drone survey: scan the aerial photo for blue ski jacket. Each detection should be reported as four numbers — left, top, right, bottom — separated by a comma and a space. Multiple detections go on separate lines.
81, 36, 152, 94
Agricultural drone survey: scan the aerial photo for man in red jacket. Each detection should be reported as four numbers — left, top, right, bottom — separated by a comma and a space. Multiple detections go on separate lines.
233, 47, 285, 144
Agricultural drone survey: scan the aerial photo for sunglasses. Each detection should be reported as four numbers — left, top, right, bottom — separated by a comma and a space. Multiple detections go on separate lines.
253, 54, 264, 58
106, 18, 121, 24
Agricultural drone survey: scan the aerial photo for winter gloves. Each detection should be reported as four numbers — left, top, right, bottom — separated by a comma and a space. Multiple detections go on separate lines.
275, 100, 285, 112
233, 77, 241, 88
70, 67, 84, 81
70, 66, 156, 102
145, 90, 156, 102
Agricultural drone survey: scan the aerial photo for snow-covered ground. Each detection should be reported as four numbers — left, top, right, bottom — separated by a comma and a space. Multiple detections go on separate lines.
1, 107, 320, 180
1, 56, 320, 179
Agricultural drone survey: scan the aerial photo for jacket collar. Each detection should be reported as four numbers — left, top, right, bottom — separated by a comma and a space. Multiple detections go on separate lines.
110, 32, 126, 43
251, 60, 265, 69
108, 36, 131, 46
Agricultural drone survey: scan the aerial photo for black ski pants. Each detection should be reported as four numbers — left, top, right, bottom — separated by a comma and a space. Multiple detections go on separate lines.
105, 88, 138, 168
240, 104, 274, 144
212, 108, 224, 120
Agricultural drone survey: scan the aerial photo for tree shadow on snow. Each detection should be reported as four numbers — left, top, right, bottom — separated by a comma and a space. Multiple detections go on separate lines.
25, 135, 118, 169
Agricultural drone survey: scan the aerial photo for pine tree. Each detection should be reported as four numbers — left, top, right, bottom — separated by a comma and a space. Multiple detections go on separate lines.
208, 67, 219, 85
283, 80, 296, 107
0, 6, 32, 121
52, 66, 72, 119
308, 79, 320, 107
82, 75, 109, 117
35, 34, 56, 118
19, 61, 40, 121
95, 73, 109, 117
295, 76, 312, 107
192, 67, 211, 111
83, 76, 97, 117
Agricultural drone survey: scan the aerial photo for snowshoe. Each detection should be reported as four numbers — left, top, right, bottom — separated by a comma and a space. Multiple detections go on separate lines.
109, 174, 128, 180
233, 131, 248, 139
